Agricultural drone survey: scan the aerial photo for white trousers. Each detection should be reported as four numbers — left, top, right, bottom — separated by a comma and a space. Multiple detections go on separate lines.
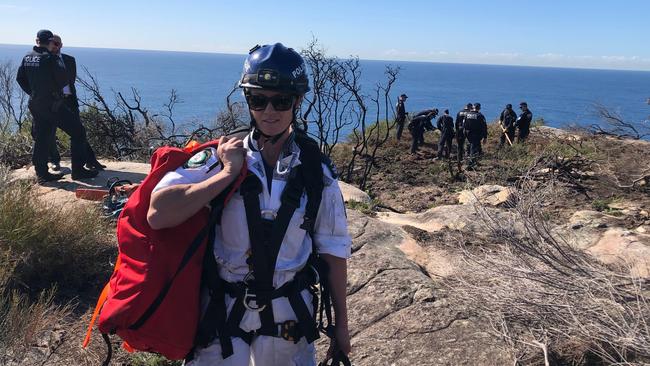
186, 289, 317, 366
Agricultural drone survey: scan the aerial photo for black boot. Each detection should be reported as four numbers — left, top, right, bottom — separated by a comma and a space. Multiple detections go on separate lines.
72, 167, 99, 180
86, 161, 106, 171
37, 172, 64, 185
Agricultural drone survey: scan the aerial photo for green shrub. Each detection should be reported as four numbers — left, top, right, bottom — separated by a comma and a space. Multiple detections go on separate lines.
346, 198, 381, 216
129, 354, 183, 366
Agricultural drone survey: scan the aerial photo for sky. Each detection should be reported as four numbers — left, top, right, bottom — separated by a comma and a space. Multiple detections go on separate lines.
1, 0, 649, 71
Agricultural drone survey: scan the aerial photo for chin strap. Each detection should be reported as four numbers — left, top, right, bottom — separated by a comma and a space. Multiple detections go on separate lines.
250, 104, 299, 149
252, 125, 288, 146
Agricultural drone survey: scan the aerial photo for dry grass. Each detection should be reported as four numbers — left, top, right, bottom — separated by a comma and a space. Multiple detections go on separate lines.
0, 165, 118, 365
451, 175, 650, 365
0, 169, 115, 297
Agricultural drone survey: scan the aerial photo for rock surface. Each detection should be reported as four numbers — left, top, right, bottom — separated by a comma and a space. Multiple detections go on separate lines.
338, 181, 372, 204
457, 184, 516, 207
554, 209, 650, 277
10, 163, 650, 364
337, 210, 512, 365
11, 159, 371, 206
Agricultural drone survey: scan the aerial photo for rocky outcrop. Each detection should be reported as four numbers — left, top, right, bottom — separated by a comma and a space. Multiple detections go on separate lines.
457, 184, 516, 207
335, 210, 511, 365
554, 208, 650, 277
338, 181, 372, 204
10, 159, 148, 207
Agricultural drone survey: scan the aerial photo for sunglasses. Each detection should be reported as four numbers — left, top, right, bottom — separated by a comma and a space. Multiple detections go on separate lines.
246, 94, 295, 111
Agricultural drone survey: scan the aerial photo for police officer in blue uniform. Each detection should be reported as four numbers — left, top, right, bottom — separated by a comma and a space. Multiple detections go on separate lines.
499, 104, 517, 147
16, 30, 68, 183
463, 103, 487, 166
409, 109, 437, 154
455, 103, 472, 161
436, 109, 454, 159
395, 94, 408, 140
516, 102, 533, 142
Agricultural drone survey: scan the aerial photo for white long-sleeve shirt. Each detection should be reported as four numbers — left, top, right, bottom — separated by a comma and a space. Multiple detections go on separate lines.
153, 132, 352, 289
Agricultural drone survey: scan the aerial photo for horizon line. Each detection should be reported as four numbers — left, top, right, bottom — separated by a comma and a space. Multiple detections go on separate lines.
2, 42, 650, 73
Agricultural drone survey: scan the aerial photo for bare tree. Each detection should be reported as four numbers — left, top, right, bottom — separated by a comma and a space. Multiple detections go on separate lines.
77, 66, 248, 161
301, 38, 361, 158
356, 66, 399, 190
591, 103, 650, 140
0, 61, 28, 130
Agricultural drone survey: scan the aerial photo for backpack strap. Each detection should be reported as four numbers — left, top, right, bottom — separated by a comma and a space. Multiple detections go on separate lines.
195, 130, 328, 359
294, 130, 324, 233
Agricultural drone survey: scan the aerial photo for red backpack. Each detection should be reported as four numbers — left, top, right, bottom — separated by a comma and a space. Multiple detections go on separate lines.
83, 140, 247, 361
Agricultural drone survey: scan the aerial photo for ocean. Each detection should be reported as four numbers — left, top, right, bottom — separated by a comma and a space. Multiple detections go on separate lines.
2, 44, 649, 135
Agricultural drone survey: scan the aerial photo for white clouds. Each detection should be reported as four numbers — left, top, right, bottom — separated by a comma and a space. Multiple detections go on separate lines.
0, 4, 31, 12
378, 48, 650, 71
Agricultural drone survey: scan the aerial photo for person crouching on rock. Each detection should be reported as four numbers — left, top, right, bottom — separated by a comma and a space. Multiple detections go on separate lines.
147, 43, 352, 366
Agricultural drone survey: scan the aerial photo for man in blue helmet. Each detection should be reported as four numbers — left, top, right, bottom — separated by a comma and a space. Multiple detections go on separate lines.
148, 43, 352, 366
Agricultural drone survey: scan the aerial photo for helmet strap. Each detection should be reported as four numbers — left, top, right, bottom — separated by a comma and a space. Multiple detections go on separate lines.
249, 106, 298, 151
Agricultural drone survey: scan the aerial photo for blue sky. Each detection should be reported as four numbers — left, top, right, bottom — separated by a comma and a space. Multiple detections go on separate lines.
1, 0, 649, 70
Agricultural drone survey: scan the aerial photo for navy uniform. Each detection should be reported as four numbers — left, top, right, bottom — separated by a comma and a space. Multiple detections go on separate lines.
49, 48, 103, 177
455, 103, 472, 161
463, 103, 487, 161
16, 30, 68, 183
516, 102, 533, 142
410, 109, 437, 154
499, 104, 517, 146
436, 110, 454, 159
395, 94, 408, 140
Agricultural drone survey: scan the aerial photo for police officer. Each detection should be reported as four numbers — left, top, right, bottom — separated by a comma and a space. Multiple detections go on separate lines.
435, 109, 454, 159
455, 103, 472, 161
516, 102, 533, 142
48, 35, 105, 173
463, 103, 487, 165
395, 94, 408, 141
16, 30, 68, 184
499, 104, 517, 147
410, 109, 437, 154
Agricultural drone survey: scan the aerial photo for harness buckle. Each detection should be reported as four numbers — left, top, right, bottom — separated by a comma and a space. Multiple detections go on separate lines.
280, 320, 298, 343
243, 287, 267, 312
260, 209, 277, 220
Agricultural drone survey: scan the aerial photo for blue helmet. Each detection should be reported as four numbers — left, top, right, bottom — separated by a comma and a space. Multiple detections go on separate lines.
239, 43, 310, 95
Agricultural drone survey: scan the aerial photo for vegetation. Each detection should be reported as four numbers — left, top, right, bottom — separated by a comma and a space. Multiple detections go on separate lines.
453, 179, 649, 365
1, 45, 649, 365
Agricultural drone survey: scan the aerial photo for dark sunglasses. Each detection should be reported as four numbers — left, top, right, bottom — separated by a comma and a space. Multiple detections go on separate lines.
246, 94, 295, 111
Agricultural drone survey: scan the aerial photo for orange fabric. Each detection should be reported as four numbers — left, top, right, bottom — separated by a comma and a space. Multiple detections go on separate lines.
82, 256, 122, 348
122, 341, 135, 353
183, 140, 200, 152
